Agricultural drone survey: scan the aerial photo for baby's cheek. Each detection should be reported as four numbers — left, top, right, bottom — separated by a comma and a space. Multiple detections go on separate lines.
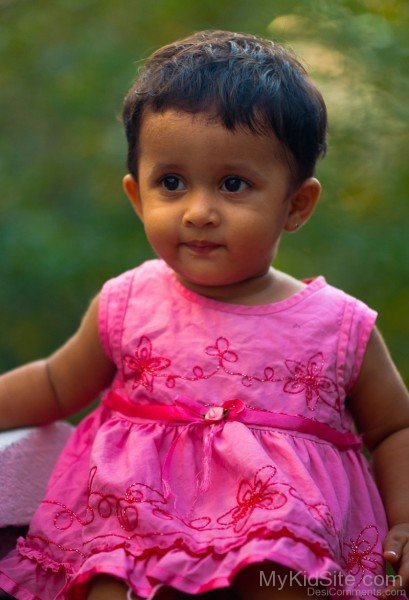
143, 221, 175, 259
143, 214, 164, 237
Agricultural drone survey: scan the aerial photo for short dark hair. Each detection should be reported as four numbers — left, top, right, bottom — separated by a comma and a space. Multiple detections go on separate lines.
122, 30, 327, 184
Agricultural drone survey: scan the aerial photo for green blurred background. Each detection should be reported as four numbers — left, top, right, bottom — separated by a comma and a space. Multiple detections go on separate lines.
1, 0, 408, 397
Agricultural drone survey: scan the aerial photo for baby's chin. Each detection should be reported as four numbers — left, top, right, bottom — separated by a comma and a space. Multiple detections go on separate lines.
173, 265, 242, 287
174, 269, 265, 297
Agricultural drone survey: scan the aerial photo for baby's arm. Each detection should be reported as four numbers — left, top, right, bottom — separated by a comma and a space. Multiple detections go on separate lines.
0, 294, 116, 430
348, 327, 409, 596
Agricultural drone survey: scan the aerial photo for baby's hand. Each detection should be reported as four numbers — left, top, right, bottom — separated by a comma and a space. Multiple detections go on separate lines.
381, 523, 409, 598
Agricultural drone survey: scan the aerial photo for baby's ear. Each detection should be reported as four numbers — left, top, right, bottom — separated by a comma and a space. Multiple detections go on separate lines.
284, 177, 321, 232
123, 174, 143, 221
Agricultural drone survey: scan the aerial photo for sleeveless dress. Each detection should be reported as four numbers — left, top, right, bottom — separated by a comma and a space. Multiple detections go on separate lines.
0, 259, 389, 599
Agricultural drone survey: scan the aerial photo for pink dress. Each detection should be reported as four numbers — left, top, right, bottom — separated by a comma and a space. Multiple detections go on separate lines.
0, 259, 389, 599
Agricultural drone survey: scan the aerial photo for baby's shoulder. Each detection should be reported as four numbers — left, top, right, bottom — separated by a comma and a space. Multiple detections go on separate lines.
101, 259, 166, 294
271, 269, 307, 301
274, 271, 376, 337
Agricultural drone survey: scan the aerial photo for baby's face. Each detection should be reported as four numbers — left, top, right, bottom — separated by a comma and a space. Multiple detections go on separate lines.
124, 109, 301, 299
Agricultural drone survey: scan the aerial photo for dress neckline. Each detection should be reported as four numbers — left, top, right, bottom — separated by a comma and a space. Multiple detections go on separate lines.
161, 261, 327, 315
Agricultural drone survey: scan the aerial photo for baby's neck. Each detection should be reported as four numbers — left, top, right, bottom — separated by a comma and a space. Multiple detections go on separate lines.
175, 268, 306, 306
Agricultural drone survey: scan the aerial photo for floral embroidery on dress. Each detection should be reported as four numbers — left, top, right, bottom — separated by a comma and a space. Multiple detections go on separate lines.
217, 465, 287, 533
341, 525, 384, 586
283, 352, 339, 411
206, 337, 239, 364
40, 464, 336, 552
124, 336, 171, 392
123, 335, 340, 415
43, 466, 168, 533
206, 337, 276, 388
288, 487, 337, 536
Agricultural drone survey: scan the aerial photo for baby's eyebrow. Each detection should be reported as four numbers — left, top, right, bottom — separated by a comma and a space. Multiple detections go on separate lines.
148, 163, 183, 177
147, 161, 268, 181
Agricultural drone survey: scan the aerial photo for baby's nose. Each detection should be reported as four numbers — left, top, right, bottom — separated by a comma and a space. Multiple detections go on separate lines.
182, 192, 220, 227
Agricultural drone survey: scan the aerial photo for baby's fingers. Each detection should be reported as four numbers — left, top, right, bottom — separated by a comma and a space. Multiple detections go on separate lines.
383, 536, 409, 598
383, 526, 409, 565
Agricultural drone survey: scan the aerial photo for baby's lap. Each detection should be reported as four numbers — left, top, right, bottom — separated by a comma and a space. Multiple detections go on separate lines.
232, 561, 321, 599
125, 592, 236, 600
87, 561, 316, 599
86, 574, 239, 600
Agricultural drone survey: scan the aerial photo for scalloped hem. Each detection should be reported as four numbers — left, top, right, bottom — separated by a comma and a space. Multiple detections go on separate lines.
17, 537, 73, 575
1, 535, 385, 599
65, 536, 345, 599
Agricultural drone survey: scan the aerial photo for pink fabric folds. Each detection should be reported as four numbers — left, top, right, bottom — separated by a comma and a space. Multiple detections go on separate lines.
103, 390, 362, 501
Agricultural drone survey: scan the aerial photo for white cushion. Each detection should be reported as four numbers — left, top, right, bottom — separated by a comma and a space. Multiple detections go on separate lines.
0, 422, 74, 527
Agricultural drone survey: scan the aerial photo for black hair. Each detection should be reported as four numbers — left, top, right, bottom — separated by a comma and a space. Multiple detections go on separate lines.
122, 29, 327, 184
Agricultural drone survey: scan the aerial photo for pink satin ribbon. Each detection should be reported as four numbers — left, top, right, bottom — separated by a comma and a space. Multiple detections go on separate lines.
103, 391, 361, 499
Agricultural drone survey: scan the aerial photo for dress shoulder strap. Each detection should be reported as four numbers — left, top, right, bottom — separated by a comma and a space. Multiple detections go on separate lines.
98, 268, 136, 368
335, 292, 377, 395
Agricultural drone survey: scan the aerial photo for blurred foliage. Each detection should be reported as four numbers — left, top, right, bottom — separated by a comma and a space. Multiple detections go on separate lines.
0, 0, 408, 394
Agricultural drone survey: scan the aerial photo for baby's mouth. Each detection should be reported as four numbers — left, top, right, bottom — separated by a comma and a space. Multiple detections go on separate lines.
182, 240, 223, 254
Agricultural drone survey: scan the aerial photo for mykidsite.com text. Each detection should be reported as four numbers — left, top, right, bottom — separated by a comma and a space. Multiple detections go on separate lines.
259, 570, 405, 596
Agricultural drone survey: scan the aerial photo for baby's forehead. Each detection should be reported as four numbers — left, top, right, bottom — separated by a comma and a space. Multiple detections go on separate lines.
138, 107, 289, 166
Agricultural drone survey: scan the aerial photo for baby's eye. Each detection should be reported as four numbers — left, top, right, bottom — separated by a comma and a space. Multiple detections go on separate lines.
160, 176, 184, 191
221, 177, 249, 193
